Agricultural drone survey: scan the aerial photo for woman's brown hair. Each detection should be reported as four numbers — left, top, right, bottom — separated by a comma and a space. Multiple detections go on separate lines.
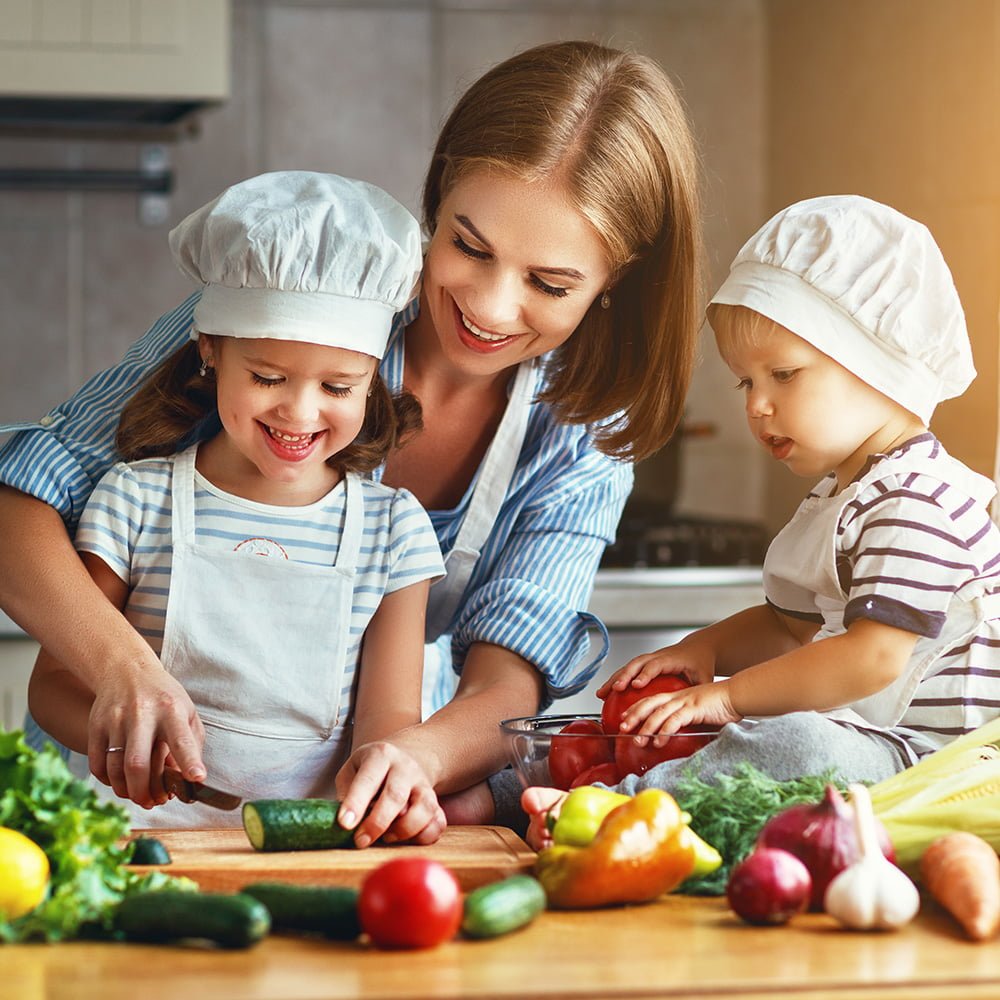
423, 40, 704, 463
116, 338, 421, 475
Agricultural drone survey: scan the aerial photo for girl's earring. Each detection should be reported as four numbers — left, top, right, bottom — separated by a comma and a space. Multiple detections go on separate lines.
600, 290, 612, 310
199, 359, 211, 377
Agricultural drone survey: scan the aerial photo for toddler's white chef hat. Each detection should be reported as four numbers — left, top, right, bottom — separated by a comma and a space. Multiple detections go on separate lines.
708, 195, 975, 422
169, 171, 423, 359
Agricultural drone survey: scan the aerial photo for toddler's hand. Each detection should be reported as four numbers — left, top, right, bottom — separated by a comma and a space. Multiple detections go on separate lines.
595, 640, 714, 700
619, 678, 740, 739
520, 786, 568, 851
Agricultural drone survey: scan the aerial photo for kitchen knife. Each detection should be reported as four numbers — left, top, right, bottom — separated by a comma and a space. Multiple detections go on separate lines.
162, 768, 242, 811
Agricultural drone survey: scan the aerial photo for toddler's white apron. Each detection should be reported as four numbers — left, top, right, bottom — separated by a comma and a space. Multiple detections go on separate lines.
111, 446, 363, 828
763, 449, 1000, 737
420, 359, 608, 715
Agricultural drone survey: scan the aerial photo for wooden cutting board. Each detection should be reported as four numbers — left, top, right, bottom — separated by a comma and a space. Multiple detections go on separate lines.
125, 826, 536, 892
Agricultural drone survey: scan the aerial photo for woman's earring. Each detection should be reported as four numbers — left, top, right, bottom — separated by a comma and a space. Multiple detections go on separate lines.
600, 290, 612, 310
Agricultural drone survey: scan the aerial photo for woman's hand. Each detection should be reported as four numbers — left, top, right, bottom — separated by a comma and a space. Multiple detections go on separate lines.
335, 740, 446, 848
90, 666, 206, 808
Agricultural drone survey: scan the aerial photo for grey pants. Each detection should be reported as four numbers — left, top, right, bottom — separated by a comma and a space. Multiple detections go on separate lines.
489, 711, 911, 836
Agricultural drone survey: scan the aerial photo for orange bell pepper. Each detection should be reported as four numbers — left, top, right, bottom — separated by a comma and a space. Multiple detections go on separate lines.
534, 788, 697, 908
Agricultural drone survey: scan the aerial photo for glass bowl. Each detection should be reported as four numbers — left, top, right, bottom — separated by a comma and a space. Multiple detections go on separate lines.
500, 713, 719, 790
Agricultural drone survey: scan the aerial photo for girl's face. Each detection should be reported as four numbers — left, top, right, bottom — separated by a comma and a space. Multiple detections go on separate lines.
202, 335, 376, 503
419, 169, 614, 378
715, 315, 923, 490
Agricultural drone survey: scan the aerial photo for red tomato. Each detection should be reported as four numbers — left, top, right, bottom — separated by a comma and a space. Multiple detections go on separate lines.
615, 729, 715, 778
569, 761, 621, 788
358, 858, 462, 950
547, 719, 615, 790
600, 674, 692, 735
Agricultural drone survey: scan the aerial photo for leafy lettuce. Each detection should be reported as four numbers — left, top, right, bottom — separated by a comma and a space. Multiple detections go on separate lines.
0, 730, 187, 942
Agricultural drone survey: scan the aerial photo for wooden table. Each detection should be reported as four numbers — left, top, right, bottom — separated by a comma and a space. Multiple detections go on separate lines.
4, 893, 997, 1000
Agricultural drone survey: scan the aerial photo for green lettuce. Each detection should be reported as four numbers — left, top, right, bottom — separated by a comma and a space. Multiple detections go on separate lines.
0, 730, 190, 942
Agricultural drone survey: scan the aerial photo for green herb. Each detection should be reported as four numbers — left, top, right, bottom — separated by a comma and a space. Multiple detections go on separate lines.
673, 763, 846, 896
0, 730, 193, 942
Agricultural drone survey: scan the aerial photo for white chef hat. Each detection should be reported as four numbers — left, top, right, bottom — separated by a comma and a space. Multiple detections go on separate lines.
708, 195, 975, 422
169, 171, 423, 359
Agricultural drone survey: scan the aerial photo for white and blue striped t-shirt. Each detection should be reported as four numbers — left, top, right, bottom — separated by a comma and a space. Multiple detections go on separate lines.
74, 453, 445, 720
0, 292, 633, 708
766, 433, 1000, 755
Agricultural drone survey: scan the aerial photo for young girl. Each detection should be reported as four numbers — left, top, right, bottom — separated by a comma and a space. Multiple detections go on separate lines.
525, 194, 1000, 844
27, 172, 446, 836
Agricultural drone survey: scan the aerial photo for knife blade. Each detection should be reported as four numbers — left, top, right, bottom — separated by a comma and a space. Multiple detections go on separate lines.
162, 768, 243, 811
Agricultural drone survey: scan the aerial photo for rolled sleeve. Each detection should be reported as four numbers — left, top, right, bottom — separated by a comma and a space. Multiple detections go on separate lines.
448, 449, 631, 703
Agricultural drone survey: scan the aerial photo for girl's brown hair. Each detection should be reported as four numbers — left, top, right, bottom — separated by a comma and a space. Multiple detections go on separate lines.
116, 339, 422, 475
423, 40, 704, 462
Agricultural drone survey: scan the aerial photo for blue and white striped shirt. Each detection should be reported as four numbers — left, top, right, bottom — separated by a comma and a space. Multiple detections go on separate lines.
0, 292, 633, 707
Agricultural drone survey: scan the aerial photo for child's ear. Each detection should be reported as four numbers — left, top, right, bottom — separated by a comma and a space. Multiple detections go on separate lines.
197, 332, 214, 366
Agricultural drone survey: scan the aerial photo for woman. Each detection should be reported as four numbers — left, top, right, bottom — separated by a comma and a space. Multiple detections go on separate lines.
0, 40, 703, 843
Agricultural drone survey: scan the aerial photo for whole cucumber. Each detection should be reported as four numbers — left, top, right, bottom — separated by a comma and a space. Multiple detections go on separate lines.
115, 890, 271, 949
461, 875, 547, 939
241, 882, 361, 939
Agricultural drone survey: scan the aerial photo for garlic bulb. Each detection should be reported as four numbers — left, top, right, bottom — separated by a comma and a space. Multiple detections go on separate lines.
824, 783, 919, 931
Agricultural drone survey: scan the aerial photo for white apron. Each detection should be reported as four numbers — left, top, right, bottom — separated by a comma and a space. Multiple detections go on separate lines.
764, 450, 1000, 735
420, 358, 608, 715
109, 446, 363, 828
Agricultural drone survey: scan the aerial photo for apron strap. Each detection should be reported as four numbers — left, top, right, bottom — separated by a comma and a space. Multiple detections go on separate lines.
333, 473, 363, 572
170, 445, 198, 544
425, 360, 537, 638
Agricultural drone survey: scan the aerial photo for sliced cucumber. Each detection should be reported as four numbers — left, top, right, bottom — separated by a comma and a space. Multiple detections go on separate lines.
114, 890, 271, 949
461, 875, 547, 939
241, 881, 361, 939
128, 836, 172, 865
242, 798, 355, 852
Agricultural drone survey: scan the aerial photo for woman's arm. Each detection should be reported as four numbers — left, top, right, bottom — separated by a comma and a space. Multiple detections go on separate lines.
0, 487, 206, 790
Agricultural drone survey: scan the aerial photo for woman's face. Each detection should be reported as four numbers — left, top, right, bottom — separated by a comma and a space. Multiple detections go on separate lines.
420, 169, 614, 377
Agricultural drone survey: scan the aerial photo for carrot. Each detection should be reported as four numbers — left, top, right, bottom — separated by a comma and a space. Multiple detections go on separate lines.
919, 831, 1000, 941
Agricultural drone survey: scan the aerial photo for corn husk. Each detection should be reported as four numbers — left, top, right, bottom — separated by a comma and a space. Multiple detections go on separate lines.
869, 717, 1000, 871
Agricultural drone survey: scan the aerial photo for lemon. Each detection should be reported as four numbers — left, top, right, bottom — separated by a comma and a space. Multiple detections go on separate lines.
0, 827, 50, 919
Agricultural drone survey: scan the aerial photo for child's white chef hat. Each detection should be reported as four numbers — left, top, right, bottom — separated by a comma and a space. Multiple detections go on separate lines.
169, 171, 422, 359
708, 195, 975, 422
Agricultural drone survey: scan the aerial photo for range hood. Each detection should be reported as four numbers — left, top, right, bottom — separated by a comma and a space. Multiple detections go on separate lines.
0, 0, 229, 140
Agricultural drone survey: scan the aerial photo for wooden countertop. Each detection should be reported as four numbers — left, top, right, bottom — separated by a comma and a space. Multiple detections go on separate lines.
4, 893, 997, 1000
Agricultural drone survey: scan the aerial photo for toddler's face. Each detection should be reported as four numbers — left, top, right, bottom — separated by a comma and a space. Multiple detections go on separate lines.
713, 311, 921, 489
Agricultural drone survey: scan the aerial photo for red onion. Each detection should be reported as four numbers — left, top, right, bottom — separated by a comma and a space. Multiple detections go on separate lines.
756, 784, 895, 911
726, 848, 812, 925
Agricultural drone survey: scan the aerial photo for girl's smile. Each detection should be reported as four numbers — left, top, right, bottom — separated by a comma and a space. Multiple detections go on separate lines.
197, 335, 376, 505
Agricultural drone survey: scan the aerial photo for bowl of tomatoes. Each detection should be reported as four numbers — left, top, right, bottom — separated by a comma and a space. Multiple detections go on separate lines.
500, 677, 720, 790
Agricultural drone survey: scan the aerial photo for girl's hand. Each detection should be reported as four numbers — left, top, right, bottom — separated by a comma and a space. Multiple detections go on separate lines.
335, 740, 444, 848
619, 678, 741, 739
595, 639, 715, 699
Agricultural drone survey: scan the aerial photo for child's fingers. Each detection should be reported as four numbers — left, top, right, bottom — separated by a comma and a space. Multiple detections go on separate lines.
617, 693, 667, 732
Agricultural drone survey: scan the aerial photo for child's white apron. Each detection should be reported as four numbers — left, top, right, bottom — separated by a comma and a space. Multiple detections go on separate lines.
108, 446, 363, 828
763, 450, 1000, 732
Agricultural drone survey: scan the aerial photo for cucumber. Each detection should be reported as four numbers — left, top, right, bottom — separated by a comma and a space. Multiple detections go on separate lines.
128, 836, 172, 865
241, 881, 361, 940
461, 875, 547, 939
242, 799, 355, 852
115, 890, 271, 949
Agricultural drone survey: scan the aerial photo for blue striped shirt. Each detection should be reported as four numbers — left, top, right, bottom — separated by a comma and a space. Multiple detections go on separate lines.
75, 452, 444, 721
0, 292, 633, 707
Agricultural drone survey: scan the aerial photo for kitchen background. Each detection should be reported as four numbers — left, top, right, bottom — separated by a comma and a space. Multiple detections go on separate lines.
1, 0, 999, 724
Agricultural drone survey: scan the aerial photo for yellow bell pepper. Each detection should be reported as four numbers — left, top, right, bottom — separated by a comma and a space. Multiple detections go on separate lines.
534, 788, 699, 908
